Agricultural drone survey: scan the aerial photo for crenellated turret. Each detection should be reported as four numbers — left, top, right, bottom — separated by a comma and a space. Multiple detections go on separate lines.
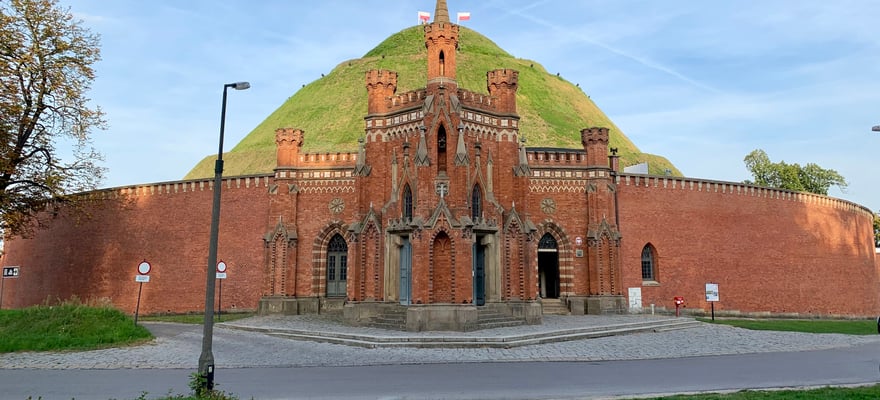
275, 128, 304, 168
365, 69, 398, 114
487, 69, 519, 114
581, 127, 610, 168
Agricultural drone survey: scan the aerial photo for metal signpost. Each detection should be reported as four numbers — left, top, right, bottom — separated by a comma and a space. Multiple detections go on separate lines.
134, 260, 151, 325
705, 283, 720, 321
1, 266, 21, 310
216, 261, 227, 321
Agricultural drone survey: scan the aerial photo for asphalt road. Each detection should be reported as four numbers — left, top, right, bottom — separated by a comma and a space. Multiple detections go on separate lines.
3, 342, 879, 400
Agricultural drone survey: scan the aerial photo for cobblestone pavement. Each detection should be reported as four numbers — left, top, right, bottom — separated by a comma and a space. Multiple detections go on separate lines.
2, 315, 878, 370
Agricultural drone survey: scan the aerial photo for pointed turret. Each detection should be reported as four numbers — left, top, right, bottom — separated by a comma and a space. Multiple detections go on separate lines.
425, 0, 459, 86
434, 0, 450, 23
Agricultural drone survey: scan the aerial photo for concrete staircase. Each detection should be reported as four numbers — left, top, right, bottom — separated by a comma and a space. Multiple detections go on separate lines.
541, 298, 570, 315
366, 306, 407, 331
226, 317, 704, 349
365, 306, 527, 331
475, 307, 526, 330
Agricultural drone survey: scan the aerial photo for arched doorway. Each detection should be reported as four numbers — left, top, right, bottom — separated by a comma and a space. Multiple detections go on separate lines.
326, 234, 347, 297
538, 233, 560, 298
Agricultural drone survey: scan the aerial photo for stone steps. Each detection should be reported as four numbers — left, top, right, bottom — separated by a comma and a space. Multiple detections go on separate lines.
365, 306, 528, 331
475, 308, 525, 330
226, 318, 704, 349
541, 298, 570, 315
365, 307, 407, 331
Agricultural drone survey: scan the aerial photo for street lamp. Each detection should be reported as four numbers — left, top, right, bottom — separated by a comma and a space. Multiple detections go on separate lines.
198, 81, 250, 394
872, 125, 880, 132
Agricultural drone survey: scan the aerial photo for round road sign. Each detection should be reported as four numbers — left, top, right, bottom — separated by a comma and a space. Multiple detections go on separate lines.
137, 261, 151, 275
217, 261, 227, 273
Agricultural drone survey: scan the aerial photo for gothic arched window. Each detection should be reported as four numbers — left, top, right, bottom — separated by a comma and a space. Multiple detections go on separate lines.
471, 185, 482, 221
539, 233, 558, 250
403, 184, 413, 221
641, 244, 657, 281
437, 125, 447, 172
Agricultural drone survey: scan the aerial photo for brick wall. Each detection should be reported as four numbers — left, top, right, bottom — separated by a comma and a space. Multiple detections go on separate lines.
615, 174, 879, 316
1, 177, 271, 314
3, 171, 877, 316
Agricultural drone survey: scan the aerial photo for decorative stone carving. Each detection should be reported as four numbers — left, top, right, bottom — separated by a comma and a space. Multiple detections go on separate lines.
329, 198, 345, 214
540, 198, 557, 214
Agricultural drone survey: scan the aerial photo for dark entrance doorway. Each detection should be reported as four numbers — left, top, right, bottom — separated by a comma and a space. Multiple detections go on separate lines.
326, 234, 347, 297
538, 233, 560, 299
473, 241, 486, 306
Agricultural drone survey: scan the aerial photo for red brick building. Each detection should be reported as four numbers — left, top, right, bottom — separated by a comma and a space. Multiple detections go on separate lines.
2, 1, 878, 329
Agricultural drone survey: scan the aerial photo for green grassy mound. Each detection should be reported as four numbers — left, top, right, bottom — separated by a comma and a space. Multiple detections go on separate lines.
185, 26, 678, 180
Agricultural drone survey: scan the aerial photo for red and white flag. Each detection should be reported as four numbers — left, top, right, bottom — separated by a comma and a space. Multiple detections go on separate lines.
418, 11, 430, 24
457, 12, 471, 22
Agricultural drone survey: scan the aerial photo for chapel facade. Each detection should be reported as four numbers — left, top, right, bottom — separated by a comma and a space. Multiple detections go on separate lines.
258, 0, 625, 330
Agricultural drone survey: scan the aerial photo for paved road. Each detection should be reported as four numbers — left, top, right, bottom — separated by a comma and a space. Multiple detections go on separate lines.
2, 343, 879, 400
1, 315, 879, 399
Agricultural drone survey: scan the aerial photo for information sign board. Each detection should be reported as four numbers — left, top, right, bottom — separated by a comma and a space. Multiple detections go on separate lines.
705, 283, 719, 302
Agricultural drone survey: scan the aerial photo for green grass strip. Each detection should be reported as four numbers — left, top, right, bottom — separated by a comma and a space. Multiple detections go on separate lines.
641, 384, 880, 399
0, 304, 152, 352
697, 318, 877, 335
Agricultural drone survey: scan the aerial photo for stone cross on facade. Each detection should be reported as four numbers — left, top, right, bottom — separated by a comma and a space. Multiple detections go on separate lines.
435, 182, 449, 199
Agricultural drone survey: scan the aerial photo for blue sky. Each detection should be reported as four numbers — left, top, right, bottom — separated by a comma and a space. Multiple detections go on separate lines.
63, 1, 880, 212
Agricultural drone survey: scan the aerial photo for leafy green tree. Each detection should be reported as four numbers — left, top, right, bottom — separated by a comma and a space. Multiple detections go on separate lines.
0, 0, 105, 236
743, 149, 847, 195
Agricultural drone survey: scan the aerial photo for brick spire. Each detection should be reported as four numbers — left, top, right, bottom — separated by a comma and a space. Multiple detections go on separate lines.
434, 0, 450, 23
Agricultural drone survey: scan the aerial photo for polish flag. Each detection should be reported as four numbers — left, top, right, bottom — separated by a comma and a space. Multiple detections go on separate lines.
418, 11, 430, 24
457, 12, 471, 22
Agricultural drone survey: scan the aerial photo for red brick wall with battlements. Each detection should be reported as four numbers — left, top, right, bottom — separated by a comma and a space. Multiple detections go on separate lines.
615, 174, 879, 316
0, 176, 272, 314
2, 168, 878, 317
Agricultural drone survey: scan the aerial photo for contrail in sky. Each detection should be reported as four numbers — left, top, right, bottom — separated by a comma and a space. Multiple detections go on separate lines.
498, 0, 721, 94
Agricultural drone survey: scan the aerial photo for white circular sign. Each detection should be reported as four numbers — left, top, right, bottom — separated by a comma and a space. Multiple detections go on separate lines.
137, 261, 151, 275
217, 261, 227, 273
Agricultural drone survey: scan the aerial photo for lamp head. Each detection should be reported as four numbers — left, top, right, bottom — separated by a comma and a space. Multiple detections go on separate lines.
226, 82, 250, 90
872, 125, 880, 132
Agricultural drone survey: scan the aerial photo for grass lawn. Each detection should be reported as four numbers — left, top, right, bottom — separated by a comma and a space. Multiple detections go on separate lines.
0, 302, 152, 352
697, 318, 877, 335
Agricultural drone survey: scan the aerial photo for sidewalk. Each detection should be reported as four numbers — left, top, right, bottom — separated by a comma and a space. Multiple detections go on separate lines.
2, 314, 879, 370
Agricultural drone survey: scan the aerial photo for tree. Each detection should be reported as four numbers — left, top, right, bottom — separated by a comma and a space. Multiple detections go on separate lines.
874, 212, 879, 248
743, 149, 847, 196
0, 0, 105, 236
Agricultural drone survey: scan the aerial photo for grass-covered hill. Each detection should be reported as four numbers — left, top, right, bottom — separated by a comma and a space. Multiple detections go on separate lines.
185, 26, 679, 179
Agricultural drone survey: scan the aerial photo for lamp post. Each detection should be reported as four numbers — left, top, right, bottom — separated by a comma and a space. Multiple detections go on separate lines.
198, 81, 250, 394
